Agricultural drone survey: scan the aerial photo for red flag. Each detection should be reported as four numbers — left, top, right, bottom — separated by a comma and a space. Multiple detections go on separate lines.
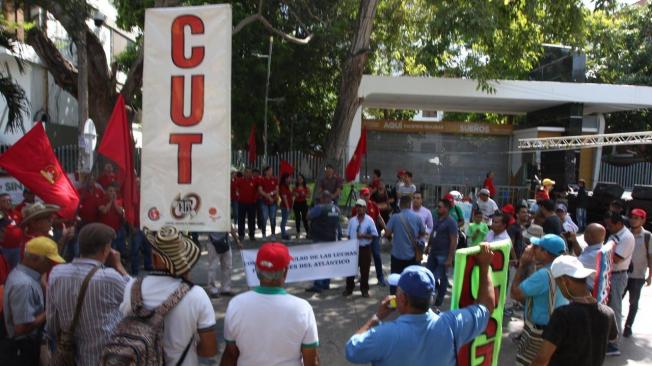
345, 128, 367, 182
97, 95, 138, 226
0, 123, 79, 219
248, 124, 257, 163
280, 160, 294, 177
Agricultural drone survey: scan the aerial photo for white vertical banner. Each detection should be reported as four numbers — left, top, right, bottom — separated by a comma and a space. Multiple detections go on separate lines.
141, 5, 231, 231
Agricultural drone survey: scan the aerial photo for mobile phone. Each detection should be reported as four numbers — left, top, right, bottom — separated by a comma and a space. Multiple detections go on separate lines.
387, 295, 397, 309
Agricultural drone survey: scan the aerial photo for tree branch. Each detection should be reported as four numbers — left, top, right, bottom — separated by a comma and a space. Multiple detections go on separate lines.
233, 13, 313, 45
120, 47, 144, 105
25, 27, 78, 97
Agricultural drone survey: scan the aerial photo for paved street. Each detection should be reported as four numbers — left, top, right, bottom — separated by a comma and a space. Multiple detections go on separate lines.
189, 234, 652, 365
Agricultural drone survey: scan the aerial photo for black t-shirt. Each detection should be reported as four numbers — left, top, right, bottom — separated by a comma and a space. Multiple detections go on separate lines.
543, 302, 617, 366
543, 215, 563, 235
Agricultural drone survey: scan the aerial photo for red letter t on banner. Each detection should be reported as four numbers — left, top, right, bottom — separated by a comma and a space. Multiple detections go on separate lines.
170, 133, 203, 184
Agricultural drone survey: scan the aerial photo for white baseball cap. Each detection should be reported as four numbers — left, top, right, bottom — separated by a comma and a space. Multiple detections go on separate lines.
551, 255, 595, 279
355, 198, 367, 207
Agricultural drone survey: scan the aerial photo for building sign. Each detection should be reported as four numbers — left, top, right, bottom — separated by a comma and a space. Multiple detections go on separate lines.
363, 120, 513, 136
451, 241, 510, 366
241, 240, 359, 287
141, 5, 231, 231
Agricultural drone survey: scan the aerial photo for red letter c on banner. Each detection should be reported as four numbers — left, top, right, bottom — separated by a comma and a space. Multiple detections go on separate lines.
171, 15, 205, 68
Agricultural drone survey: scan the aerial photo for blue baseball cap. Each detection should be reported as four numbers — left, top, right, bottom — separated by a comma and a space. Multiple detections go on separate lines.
387, 265, 436, 299
531, 234, 566, 257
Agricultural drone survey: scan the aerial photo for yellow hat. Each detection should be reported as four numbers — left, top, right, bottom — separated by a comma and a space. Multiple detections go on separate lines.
25, 236, 65, 264
542, 178, 556, 186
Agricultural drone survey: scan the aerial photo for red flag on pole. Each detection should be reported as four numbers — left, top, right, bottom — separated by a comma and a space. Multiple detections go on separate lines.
0, 123, 79, 219
97, 95, 138, 226
248, 124, 257, 163
345, 128, 367, 182
280, 159, 294, 177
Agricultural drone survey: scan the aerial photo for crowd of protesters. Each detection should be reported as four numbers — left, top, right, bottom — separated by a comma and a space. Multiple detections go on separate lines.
0, 162, 650, 366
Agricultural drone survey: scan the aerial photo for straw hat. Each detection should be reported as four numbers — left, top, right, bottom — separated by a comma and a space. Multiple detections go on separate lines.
144, 226, 200, 277
21, 202, 60, 227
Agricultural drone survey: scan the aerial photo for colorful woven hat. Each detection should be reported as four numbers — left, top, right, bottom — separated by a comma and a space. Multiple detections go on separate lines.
144, 226, 200, 277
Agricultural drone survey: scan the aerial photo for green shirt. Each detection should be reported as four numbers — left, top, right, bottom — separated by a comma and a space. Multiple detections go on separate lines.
467, 222, 489, 246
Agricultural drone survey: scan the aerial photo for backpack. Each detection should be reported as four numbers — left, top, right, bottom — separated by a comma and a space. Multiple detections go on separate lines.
100, 278, 192, 366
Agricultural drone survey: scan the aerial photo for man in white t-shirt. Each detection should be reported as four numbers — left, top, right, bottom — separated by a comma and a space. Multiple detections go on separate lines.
473, 188, 499, 225
120, 226, 217, 365
344, 199, 379, 297
221, 242, 320, 366
604, 213, 636, 356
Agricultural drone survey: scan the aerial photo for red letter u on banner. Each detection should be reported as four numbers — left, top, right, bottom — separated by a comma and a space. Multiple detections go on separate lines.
170, 75, 204, 126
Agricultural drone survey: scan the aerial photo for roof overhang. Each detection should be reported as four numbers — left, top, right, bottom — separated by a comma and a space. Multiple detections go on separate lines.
359, 76, 652, 115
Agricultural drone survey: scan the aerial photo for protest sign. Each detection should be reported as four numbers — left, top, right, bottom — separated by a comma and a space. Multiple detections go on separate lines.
241, 240, 359, 287
451, 240, 510, 366
0, 176, 24, 203
593, 241, 614, 304
141, 5, 231, 231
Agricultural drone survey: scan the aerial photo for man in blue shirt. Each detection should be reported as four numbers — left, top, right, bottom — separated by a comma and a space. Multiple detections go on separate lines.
426, 198, 458, 308
305, 191, 342, 293
345, 244, 495, 366
384, 195, 427, 295
344, 199, 379, 297
511, 234, 569, 365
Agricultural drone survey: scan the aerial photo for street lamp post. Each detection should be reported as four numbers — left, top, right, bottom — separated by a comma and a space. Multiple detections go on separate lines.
263, 36, 273, 162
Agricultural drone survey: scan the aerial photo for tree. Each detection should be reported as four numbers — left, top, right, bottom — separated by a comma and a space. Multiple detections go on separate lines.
0, 26, 29, 132
324, 0, 591, 164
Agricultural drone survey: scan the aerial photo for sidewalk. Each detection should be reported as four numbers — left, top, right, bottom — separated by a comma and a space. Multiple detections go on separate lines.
192, 229, 652, 365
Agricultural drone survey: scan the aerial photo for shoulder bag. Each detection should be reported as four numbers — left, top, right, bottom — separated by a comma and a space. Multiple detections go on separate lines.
398, 213, 423, 263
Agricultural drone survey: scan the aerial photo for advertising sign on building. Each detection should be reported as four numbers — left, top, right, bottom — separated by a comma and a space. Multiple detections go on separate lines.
141, 5, 231, 231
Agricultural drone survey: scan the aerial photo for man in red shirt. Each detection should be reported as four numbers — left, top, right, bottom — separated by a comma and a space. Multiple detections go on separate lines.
0, 193, 22, 268
99, 184, 126, 256
236, 168, 258, 241
13, 189, 35, 223
257, 166, 279, 239
98, 163, 118, 189
230, 171, 241, 226
356, 188, 386, 286
78, 175, 105, 226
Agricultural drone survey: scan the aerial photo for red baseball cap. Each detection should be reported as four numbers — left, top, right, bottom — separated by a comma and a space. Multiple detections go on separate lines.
630, 208, 647, 220
397, 170, 406, 177
256, 242, 293, 271
360, 188, 370, 196
502, 204, 515, 215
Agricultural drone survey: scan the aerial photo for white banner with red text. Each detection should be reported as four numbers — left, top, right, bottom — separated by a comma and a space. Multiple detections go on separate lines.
241, 240, 359, 287
140, 5, 231, 231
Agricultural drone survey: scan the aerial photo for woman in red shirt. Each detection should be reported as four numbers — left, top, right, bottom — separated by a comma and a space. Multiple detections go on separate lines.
292, 174, 310, 239
257, 166, 278, 238
279, 173, 293, 240
99, 185, 126, 255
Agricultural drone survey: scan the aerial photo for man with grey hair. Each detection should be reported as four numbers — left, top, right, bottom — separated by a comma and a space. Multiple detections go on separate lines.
221, 243, 319, 366
2, 236, 64, 365
47, 223, 130, 365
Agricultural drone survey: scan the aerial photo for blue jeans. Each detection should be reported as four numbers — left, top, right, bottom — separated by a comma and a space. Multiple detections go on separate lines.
371, 236, 384, 282
260, 202, 277, 236
280, 207, 289, 236
1, 247, 20, 269
231, 200, 239, 225
576, 208, 587, 231
427, 253, 449, 306
112, 226, 127, 257
313, 279, 331, 291
130, 229, 152, 275
608, 271, 628, 343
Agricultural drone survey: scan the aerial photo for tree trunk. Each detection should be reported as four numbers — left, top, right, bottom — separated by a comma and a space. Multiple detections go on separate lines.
324, 0, 378, 166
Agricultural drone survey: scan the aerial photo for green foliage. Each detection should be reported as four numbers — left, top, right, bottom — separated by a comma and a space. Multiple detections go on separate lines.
585, 3, 652, 135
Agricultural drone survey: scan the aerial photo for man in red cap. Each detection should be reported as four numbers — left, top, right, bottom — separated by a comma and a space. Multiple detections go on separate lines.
622, 208, 652, 337
221, 243, 319, 366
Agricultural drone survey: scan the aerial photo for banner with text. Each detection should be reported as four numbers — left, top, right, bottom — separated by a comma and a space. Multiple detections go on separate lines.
141, 5, 231, 231
451, 240, 511, 366
241, 240, 359, 287
593, 241, 614, 304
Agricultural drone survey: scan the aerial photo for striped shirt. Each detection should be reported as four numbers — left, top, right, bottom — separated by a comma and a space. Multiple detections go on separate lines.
46, 258, 130, 366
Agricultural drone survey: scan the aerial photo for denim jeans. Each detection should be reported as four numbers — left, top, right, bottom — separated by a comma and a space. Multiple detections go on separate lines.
370, 236, 384, 283
576, 208, 587, 231
280, 207, 289, 236
608, 271, 628, 343
231, 200, 239, 226
261, 202, 277, 236
130, 229, 152, 275
112, 226, 127, 257
427, 253, 449, 306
